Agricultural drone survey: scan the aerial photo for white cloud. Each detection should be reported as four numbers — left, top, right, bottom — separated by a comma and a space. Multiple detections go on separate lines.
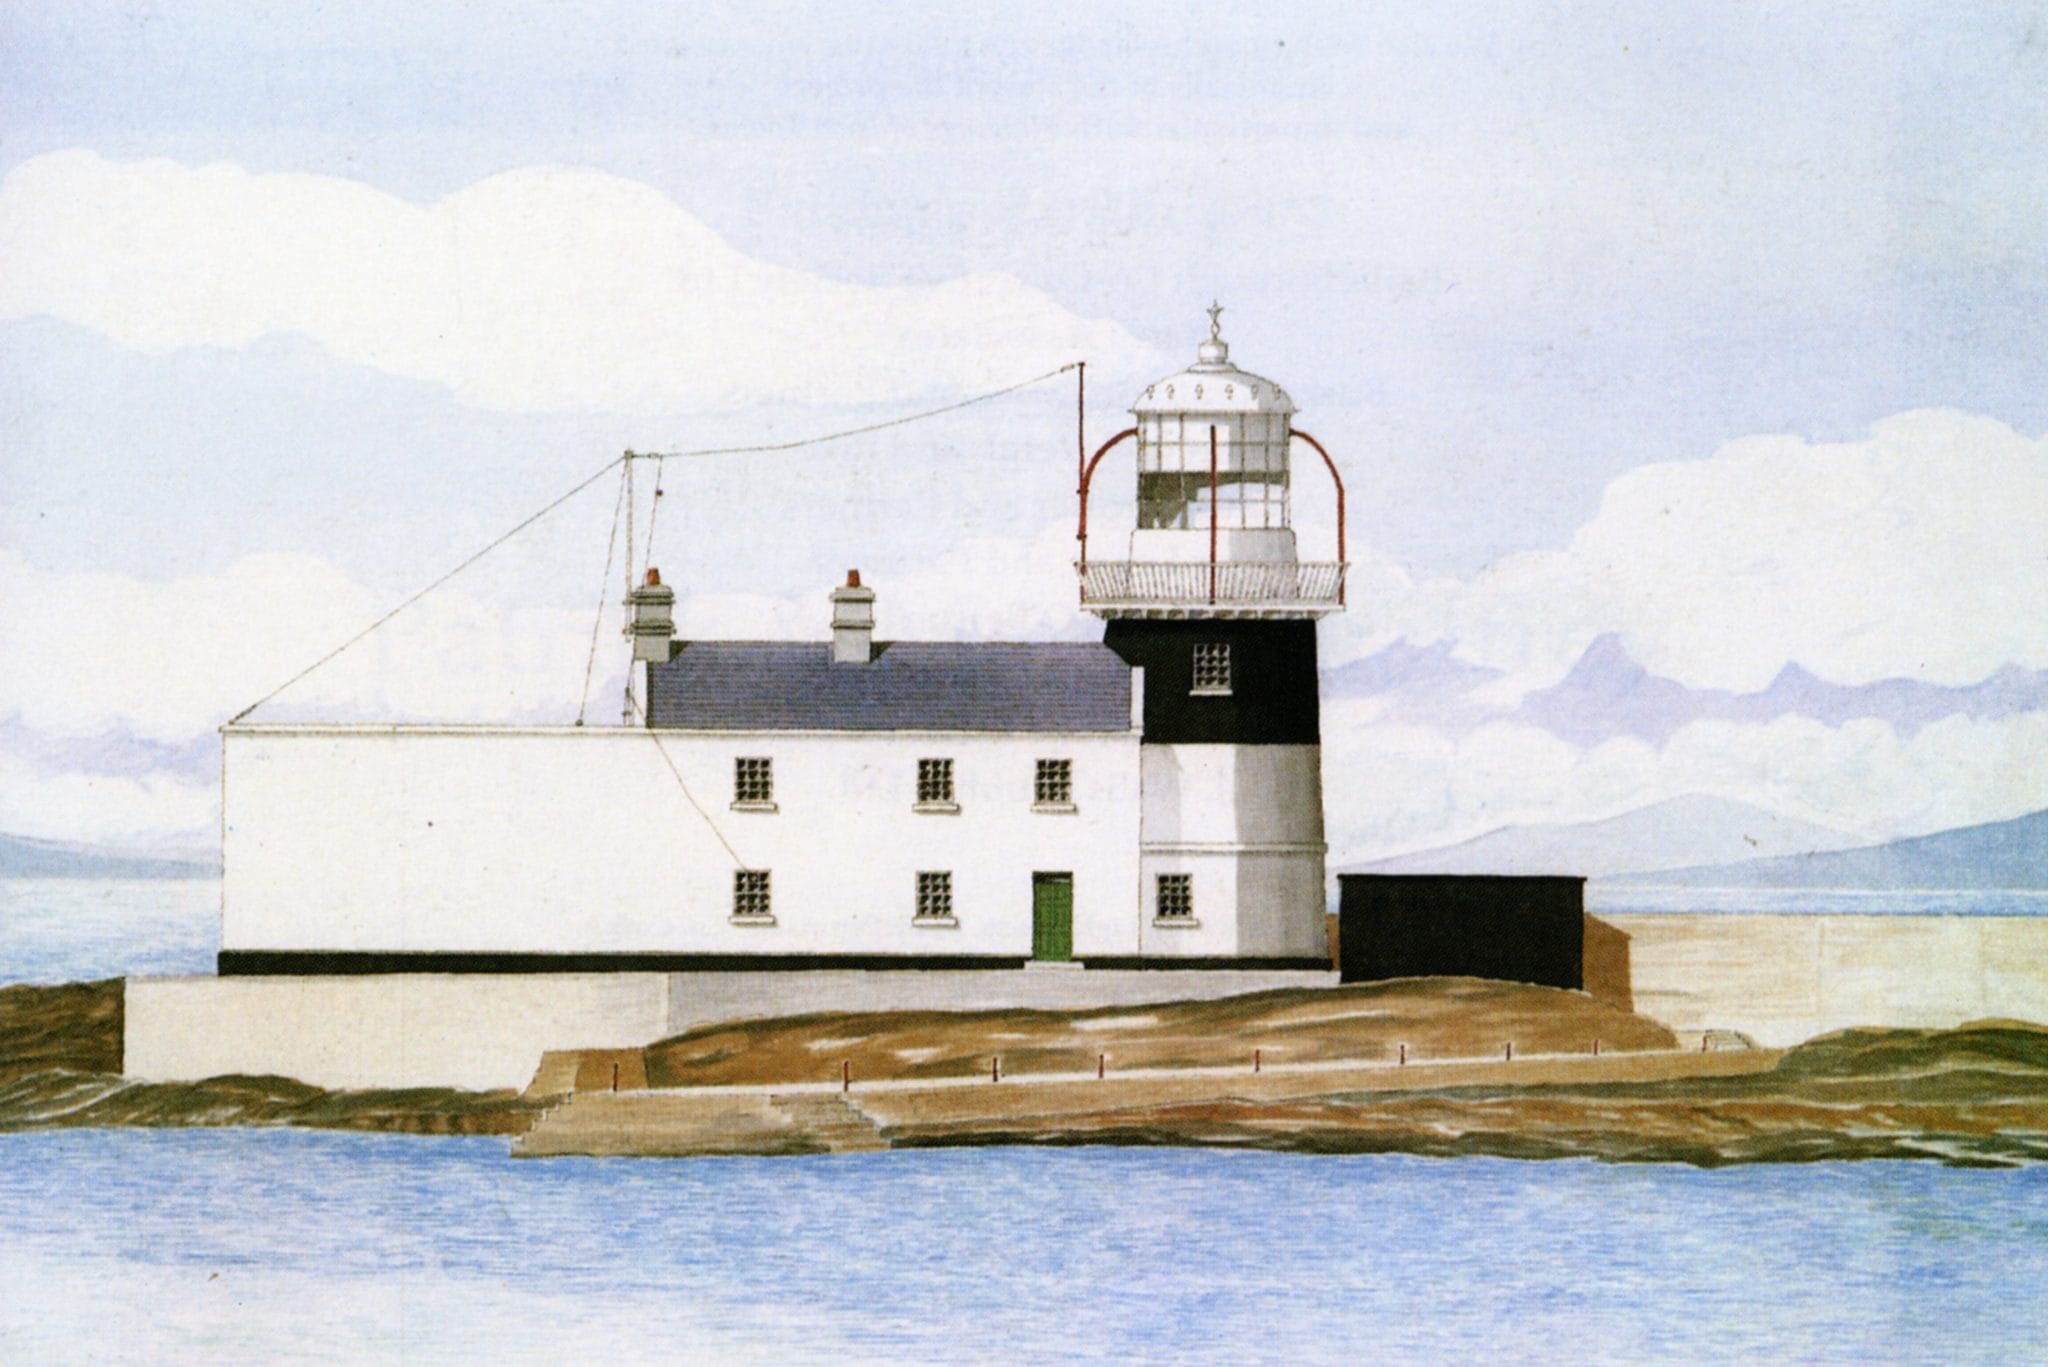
1322, 703, 2048, 866
0, 549, 602, 741
0, 749, 215, 850
1350, 410, 2048, 696
0, 150, 1156, 413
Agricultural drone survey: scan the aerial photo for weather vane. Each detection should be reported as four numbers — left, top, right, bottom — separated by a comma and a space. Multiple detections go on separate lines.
1207, 300, 1224, 340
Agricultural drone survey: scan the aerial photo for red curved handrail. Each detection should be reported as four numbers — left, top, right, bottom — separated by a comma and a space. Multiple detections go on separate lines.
1075, 427, 1137, 572
1291, 428, 1346, 605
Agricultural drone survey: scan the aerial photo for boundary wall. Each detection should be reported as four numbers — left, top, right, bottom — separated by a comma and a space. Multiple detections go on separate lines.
125, 968, 1338, 1092
1603, 914, 2048, 1046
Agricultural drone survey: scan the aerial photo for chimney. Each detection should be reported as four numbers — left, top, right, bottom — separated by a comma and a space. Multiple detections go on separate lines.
830, 569, 875, 664
629, 567, 676, 663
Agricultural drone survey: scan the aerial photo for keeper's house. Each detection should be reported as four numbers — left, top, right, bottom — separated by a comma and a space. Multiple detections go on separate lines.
126, 314, 1354, 1091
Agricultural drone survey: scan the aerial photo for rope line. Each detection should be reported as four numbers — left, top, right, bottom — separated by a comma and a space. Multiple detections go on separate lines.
224, 362, 1080, 724
626, 692, 747, 870
576, 462, 630, 726
633, 362, 1079, 460
226, 452, 628, 724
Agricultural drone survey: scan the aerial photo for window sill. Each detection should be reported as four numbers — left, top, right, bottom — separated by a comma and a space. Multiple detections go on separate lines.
912, 916, 961, 928
1188, 687, 1233, 698
1152, 917, 1202, 929
912, 801, 961, 815
730, 800, 779, 813
728, 914, 777, 927
1031, 801, 1078, 814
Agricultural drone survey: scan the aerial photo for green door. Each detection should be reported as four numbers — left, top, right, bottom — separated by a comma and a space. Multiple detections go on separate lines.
1032, 873, 1073, 961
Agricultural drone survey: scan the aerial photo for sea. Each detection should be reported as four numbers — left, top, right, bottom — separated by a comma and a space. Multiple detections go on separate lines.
4, 876, 2046, 1365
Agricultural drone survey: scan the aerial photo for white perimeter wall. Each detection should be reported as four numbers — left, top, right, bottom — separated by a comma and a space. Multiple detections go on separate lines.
125, 974, 671, 1091
224, 726, 1141, 959
1139, 744, 1327, 957
1608, 914, 2048, 1046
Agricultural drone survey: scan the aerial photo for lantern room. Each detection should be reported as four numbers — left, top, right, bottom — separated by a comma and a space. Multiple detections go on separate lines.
1131, 304, 1300, 564
1077, 305, 1348, 619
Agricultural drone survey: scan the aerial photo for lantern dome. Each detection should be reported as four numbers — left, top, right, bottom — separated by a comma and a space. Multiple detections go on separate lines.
1132, 303, 1296, 417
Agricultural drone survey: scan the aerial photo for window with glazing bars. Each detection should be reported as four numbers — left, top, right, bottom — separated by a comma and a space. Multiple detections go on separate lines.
1034, 759, 1073, 806
1191, 643, 1232, 693
917, 758, 955, 804
1155, 873, 1194, 920
734, 757, 773, 804
915, 871, 953, 920
732, 870, 771, 919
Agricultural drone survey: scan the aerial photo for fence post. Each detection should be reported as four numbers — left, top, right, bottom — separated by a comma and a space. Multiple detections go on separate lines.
1254, 1048, 1261, 1074
1505, 1041, 1513, 1062
992, 1056, 1000, 1084
611, 1061, 619, 1093
1593, 1038, 1600, 1057
842, 1060, 850, 1093
1098, 1054, 1105, 1080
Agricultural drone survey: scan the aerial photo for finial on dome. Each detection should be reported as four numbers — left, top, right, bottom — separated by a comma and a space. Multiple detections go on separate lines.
1198, 300, 1230, 366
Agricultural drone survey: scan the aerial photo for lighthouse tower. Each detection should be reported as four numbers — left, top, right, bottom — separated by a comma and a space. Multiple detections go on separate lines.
1078, 306, 1347, 964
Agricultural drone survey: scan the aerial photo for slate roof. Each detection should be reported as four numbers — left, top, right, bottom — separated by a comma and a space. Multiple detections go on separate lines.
645, 641, 1134, 733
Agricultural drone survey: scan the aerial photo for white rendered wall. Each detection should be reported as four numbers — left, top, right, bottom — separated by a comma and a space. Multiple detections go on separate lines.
223, 726, 1141, 959
125, 973, 671, 1091
1138, 744, 1328, 958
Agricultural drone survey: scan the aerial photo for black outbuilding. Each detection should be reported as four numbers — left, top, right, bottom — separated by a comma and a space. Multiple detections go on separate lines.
1337, 874, 1586, 990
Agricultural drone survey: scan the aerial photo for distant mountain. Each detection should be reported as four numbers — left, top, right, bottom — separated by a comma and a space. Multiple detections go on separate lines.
1621, 808, 2048, 890
1345, 795, 1864, 880
0, 833, 217, 880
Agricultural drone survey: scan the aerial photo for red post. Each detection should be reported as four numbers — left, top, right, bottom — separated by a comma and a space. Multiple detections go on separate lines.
1208, 424, 1220, 604
1292, 428, 1348, 606
1075, 428, 1137, 577
611, 1061, 619, 1093
1254, 1048, 1261, 1074
1097, 1054, 1105, 1080
992, 1056, 1000, 1084
1506, 1041, 1513, 1062
1593, 1038, 1601, 1058
842, 1060, 850, 1093
1399, 1043, 1406, 1066
1703, 1033, 1709, 1053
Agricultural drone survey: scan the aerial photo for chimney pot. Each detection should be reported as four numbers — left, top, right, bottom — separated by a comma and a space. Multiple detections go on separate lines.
846, 569, 861, 588
645, 567, 662, 586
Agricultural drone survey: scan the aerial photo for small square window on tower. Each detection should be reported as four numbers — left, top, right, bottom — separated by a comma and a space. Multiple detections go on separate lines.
916, 757, 956, 808
915, 870, 955, 922
1191, 642, 1233, 695
1034, 758, 1073, 808
733, 757, 774, 807
732, 869, 772, 922
1155, 872, 1195, 921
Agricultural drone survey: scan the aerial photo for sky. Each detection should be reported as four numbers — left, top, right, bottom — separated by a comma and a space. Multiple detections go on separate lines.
2, 2, 2045, 861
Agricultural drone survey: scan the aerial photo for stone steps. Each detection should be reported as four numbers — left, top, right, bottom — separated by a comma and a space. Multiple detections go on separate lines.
512, 1088, 886, 1158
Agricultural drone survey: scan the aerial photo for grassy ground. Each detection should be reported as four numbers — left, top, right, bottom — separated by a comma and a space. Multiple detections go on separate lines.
643, 976, 1678, 1088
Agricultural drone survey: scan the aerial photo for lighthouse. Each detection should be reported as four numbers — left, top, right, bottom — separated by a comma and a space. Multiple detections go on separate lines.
1079, 305, 1347, 960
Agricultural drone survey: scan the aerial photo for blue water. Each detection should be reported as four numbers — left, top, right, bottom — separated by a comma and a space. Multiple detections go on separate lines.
1, 1130, 2044, 1365
0, 877, 219, 982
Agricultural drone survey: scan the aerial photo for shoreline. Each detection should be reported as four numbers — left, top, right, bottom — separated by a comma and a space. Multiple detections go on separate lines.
3, 978, 2046, 1167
